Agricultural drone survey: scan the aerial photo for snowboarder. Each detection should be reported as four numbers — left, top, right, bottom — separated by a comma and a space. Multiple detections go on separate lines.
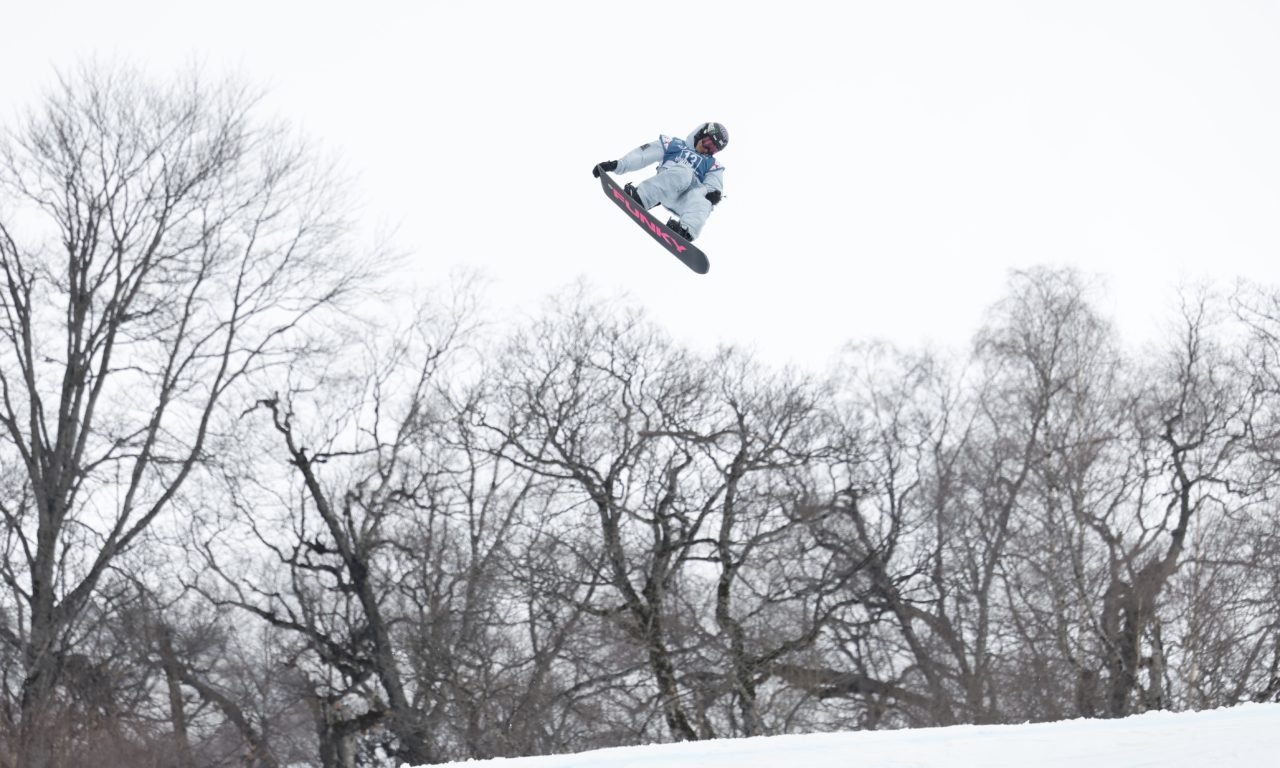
592, 122, 728, 241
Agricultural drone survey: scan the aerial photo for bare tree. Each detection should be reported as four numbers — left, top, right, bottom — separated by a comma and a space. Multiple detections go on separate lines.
191, 287, 594, 765
479, 293, 841, 743
795, 341, 974, 727
393, 380, 607, 760
116, 581, 315, 768
199, 314, 459, 766
1065, 292, 1255, 716
0, 64, 365, 766
691, 349, 842, 737
1230, 283, 1280, 703
799, 269, 1130, 727
951, 276, 1262, 720
484, 296, 715, 742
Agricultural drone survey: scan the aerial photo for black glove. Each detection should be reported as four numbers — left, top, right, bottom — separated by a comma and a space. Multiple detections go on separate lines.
705, 189, 722, 206
592, 160, 618, 177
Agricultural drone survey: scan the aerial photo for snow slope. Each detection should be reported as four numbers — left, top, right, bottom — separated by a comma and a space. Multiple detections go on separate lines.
424, 703, 1279, 768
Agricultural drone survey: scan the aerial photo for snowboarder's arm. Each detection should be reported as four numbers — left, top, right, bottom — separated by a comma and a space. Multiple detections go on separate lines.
613, 140, 664, 175
703, 166, 724, 195
698, 166, 725, 205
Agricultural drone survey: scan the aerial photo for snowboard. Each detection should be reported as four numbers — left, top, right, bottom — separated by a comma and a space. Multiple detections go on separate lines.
597, 168, 710, 275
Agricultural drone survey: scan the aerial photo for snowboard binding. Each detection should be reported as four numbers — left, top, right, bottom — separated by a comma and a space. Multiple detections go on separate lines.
623, 183, 650, 209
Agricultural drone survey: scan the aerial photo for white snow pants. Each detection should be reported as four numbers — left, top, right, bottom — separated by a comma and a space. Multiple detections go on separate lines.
635, 164, 714, 240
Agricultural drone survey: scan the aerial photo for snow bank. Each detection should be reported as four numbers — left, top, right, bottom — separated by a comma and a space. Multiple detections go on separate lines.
422, 703, 1280, 768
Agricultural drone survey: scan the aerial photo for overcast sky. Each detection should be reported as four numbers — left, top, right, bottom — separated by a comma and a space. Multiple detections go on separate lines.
3, 1, 1278, 368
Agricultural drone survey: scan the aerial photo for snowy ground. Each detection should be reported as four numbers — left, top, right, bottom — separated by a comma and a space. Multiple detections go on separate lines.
424, 703, 1280, 767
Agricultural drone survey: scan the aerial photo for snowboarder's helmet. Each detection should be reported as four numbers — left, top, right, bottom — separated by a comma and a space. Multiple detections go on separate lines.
693, 122, 729, 152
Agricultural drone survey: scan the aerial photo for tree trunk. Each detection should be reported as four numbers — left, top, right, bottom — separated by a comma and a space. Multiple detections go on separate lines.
156, 627, 197, 768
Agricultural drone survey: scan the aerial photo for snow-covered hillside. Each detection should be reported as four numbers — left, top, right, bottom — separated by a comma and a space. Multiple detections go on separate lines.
425, 703, 1280, 768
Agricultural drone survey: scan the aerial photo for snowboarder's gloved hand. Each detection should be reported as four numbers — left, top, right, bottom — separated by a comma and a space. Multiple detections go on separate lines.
705, 189, 722, 206
593, 161, 618, 177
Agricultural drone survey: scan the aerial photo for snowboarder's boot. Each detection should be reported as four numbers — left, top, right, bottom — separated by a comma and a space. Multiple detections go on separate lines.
623, 183, 648, 209
667, 218, 693, 241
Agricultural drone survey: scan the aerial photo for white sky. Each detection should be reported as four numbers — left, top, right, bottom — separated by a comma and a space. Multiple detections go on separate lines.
3, 1, 1278, 368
